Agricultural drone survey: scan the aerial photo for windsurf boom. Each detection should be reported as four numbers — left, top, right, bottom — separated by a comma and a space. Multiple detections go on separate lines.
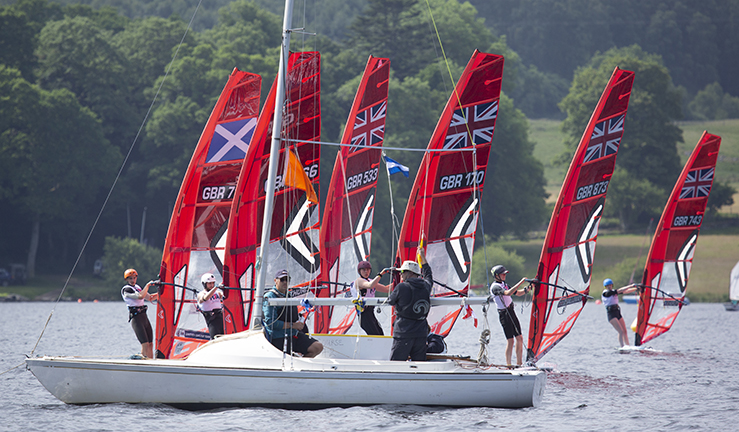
527, 67, 635, 363
155, 69, 262, 359
634, 131, 721, 345
396, 50, 504, 337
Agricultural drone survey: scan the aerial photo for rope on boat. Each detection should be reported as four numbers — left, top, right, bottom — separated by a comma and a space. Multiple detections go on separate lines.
0, 361, 25, 376
476, 328, 490, 366
26, 0, 205, 358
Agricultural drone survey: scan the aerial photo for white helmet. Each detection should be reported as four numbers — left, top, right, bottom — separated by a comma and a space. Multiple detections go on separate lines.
399, 260, 421, 275
201, 273, 217, 288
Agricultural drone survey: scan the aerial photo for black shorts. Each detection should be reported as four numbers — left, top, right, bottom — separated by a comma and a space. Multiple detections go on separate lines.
390, 336, 428, 361
606, 305, 622, 321
498, 305, 522, 339
271, 331, 319, 356
202, 309, 224, 339
130, 311, 153, 344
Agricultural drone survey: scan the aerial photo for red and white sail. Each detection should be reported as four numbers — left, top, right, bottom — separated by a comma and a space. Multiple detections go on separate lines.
527, 67, 634, 363
316, 56, 390, 334
396, 51, 504, 337
222, 52, 321, 333
634, 131, 721, 345
155, 69, 261, 359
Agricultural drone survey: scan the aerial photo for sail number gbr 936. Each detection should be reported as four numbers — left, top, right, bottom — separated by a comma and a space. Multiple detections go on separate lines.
439, 170, 485, 191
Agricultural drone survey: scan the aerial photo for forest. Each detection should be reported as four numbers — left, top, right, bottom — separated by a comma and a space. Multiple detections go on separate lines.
0, 0, 736, 280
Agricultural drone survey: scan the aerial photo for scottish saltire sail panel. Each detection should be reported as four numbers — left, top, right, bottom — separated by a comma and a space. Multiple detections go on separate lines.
316, 56, 390, 334
223, 52, 321, 332
155, 69, 261, 359
527, 67, 634, 363
395, 51, 504, 337
634, 132, 721, 345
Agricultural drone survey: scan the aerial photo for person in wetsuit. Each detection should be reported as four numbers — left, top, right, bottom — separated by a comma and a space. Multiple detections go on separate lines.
120, 268, 158, 358
197, 273, 224, 339
263, 269, 323, 357
602, 278, 638, 347
352, 260, 390, 335
387, 246, 432, 361
489, 265, 531, 367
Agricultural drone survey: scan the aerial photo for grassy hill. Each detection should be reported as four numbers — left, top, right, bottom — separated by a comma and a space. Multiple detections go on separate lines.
510, 118, 739, 302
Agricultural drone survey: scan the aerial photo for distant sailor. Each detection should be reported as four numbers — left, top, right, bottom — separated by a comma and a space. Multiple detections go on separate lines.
352, 260, 391, 335
387, 246, 432, 361
120, 268, 158, 359
197, 273, 225, 339
263, 269, 323, 357
601, 278, 638, 347
489, 265, 530, 367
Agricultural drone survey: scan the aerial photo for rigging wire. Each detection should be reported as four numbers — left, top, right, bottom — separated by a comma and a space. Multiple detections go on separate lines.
27, 0, 205, 358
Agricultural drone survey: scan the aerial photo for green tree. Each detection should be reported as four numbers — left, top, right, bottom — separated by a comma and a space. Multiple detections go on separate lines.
470, 241, 526, 288
688, 82, 739, 120
0, 67, 121, 277
0, 7, 37, 80
102, 236, 162, 291
559, 45, 683, 229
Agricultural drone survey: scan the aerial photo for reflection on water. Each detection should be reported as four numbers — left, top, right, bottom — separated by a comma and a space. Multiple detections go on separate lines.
1, 301, 738, 431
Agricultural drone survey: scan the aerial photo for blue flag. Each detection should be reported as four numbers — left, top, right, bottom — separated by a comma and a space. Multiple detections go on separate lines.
383, 155, 410, 177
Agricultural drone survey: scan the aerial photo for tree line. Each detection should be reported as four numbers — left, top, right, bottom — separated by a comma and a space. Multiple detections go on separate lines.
0, 0, 733, 280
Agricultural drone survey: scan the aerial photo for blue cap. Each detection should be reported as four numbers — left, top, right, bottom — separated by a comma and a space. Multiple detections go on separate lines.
603, 278, 613, 287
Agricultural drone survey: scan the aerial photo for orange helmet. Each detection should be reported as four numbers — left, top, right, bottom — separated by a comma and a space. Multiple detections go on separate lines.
124, 268, 138, 279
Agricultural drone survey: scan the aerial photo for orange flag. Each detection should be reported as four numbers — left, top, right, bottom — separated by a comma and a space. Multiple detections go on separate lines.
284, 150, 318, 204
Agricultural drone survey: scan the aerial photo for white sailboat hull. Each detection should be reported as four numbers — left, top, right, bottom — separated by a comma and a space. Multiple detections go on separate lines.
27, 330, 545, 408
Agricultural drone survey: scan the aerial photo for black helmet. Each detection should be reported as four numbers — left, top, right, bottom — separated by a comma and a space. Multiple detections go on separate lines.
491, 265, 509, 277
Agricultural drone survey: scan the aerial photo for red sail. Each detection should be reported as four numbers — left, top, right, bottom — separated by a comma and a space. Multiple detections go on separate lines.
396, 51, 504, 336
316, 56, 390, 334
222, 52, 321, 333
155, 69, 261, 359
527, 68, 634, 363
635, 132, 721, 345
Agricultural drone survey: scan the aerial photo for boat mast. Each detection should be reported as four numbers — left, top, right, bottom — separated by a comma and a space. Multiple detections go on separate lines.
252, 0, 294, 328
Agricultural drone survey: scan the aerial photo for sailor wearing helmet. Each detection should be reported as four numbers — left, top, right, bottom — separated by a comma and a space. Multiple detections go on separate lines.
387, 246, 433, 361
352, 260, 391, 335
601, 278, 638, 347
197, 273, 225, 339
489, 265, 531, 367
120, 268, 158, 358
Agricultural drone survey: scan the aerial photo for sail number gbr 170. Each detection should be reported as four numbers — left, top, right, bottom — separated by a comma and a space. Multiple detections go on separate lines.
439, 171, 485, 191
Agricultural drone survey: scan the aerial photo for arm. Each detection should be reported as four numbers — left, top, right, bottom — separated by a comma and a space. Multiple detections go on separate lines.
617, 284, 638, 295
505, 278, 530, 296
143, 281, 158, 302
198, 286, 219, 303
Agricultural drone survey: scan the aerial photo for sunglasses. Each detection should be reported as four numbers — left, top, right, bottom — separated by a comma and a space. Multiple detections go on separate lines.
279, 277, 290, 282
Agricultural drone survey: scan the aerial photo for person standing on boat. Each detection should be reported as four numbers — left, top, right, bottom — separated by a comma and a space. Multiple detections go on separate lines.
489, 265, 530, 367
263, 269, 323, 357
353, 260, 391, 335
387, 246, 432, 361
602, 278, 638, 347
197, 273, 224, 339
120, 268, 158, 359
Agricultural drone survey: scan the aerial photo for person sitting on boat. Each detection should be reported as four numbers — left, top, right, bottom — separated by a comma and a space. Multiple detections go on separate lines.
489, 265, 530, 367
197, 273, 225, 340
120, 268, 158, 359
387, 246, 432, 361
263, 269, 323, 357
602, 278, 638, 347
352, 260, 391, 335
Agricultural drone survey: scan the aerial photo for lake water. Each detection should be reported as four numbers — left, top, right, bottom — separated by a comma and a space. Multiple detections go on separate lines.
1, 300, 737, 431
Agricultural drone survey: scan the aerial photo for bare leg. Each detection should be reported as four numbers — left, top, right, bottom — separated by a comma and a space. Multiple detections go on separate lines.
617, 318, 630, 347
505, 338, 514, 365
515, 335, 524, 365
306, 341, 323, 358
141, 342, 153, 359
609, 318, 626, 347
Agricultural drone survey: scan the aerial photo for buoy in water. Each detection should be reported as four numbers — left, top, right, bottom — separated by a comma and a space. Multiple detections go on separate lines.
630, 316, 637, 332
595, 299, 602, 305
